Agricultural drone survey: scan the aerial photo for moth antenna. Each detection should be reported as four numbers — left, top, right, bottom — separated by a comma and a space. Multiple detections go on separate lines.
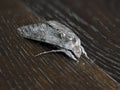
35, 49, 65, 57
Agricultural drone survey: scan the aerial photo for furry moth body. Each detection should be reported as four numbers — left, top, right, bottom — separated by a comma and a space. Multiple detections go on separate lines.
17, 21, 88, 62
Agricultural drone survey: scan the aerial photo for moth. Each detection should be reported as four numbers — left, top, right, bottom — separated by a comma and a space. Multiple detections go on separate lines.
17, 20, 89, 62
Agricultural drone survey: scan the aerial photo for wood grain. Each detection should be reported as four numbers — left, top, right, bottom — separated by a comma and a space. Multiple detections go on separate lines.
21, 0, 120, 82
0, 0, 120, 89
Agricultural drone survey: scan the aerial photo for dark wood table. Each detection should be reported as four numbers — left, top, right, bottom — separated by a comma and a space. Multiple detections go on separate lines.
0, 0, 120, 89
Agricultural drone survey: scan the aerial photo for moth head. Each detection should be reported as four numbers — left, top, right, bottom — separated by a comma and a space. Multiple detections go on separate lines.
72, 38, 82, 59
64, 34, 82, 59
71, 37, 88, 59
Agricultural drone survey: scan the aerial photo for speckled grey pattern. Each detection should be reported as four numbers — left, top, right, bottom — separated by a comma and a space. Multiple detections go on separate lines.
17, 21, 88, 61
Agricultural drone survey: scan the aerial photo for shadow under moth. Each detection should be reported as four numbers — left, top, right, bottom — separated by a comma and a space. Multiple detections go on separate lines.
17, 20, 89, 62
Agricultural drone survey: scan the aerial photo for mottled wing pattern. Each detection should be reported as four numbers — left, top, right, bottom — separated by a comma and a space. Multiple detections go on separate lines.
17, 21, 79, 49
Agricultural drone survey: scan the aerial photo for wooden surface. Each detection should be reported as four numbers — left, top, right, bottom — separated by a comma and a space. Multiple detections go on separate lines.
0, 0, 120, 89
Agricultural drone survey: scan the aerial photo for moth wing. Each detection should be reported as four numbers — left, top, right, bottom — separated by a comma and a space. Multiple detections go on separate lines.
17, 20, 80, 51
17, 22, 67, 48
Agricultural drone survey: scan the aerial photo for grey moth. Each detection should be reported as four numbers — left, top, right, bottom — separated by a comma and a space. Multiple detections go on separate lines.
17, 20, 89, 62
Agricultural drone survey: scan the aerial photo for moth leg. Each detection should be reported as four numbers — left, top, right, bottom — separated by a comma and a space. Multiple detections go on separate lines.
81, 46, 89, 59
35, 49, 79, 62
63, 50, 79, 62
